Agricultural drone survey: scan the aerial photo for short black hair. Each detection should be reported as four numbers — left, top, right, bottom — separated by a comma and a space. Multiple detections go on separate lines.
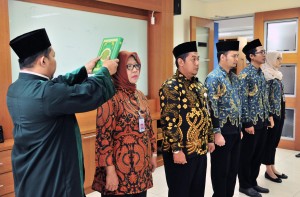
217, 51, 229, 63
19, 47, 51, 69
245, 48, 256, 62
175, 52, 189, 68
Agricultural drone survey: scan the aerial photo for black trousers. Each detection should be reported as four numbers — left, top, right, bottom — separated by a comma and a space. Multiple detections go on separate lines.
211, 133, 241, 197
238, 126, 267, 189
262, 104, 285, 165
163, 152, 207, 197
102, 191, 147, 197
262, 117, 284, 165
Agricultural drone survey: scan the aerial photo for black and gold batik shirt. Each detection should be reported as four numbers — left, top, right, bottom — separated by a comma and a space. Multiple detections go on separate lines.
159, 70, 214, 158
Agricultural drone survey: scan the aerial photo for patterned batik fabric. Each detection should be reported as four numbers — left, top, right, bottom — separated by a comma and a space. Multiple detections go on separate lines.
239, 64, 270, 126
268, 79, 285, 117
92, 88, 156, 195
205, 66, 241, 133
159, 70, 214, 158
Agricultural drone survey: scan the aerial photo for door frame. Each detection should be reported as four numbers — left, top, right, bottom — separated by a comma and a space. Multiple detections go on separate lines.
255, 8, 300, 150
190, 16, 214, 73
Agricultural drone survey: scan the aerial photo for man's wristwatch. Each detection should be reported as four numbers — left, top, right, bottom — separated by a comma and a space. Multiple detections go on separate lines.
172, 150, 180, 154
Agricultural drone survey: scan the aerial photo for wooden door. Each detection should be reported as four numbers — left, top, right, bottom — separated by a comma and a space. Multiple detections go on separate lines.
255, 8, 300, 150
190, 16, 214, 83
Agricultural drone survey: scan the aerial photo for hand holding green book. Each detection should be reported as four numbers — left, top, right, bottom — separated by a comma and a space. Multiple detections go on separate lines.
93, 37, 123, 73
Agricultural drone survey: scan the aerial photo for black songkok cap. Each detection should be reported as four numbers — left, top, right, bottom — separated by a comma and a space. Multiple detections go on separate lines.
10, 28, 51, 60
242, 39, 262, 55
173, 41, 197, 58
216, 41, 239, 52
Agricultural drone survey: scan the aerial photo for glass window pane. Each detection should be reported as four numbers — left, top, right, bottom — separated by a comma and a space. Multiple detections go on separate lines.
279, 64, 296, 96
265, 19, 298, 52
281, 108, 295, 139
196, 27, 209, 83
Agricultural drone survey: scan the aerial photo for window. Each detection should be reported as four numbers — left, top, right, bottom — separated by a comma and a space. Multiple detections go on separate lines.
280, 64, 297, 96
265, 19, 298, 52
281, 108, 295, 140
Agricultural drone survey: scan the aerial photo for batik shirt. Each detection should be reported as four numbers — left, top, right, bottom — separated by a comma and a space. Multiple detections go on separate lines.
159, 70, 214, 158
92, 88, 156, 195
239, 64, 270, 128
268, 79, 285, 117
205, 66, 241, 134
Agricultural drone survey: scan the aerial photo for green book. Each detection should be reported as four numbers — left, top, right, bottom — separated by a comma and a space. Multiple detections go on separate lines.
93, 37, 123, 73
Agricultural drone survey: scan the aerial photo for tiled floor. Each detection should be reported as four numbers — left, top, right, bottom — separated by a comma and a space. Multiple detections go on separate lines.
87, 148, 300, 197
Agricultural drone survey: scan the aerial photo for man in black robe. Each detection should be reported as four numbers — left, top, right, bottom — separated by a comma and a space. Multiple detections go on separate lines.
7, 28, 118, 197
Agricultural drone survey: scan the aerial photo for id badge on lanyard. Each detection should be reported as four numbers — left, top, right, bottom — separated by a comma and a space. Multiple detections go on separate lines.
138, 112, 145, 133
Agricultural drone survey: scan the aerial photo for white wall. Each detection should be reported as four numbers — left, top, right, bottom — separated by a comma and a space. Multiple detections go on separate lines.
174, 0, 207, 46
9, 1, 148, 95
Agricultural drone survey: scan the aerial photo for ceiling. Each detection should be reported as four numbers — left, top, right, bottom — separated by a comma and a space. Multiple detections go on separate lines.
215, 16, 254, 40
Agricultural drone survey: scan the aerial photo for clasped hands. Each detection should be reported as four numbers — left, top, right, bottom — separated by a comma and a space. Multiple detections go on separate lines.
245, 116, 274, 135
173, 144, 215, 165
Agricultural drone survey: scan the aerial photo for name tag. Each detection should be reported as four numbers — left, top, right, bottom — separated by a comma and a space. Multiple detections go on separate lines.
139, 116, 145, 133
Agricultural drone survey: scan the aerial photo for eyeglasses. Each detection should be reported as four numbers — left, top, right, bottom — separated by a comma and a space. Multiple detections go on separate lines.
126, 64, 141, 71
255, 50, 266, 55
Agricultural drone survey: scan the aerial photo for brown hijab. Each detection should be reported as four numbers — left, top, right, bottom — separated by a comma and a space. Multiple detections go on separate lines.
112, 51, 141, 92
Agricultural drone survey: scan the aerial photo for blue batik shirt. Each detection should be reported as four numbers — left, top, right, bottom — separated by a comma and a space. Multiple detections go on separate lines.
268, 79, 285, 118
239, 64, 270, 128
205, 66, 241, 134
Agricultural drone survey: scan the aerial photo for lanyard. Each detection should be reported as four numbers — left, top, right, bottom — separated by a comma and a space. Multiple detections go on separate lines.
134, 92, 146, 132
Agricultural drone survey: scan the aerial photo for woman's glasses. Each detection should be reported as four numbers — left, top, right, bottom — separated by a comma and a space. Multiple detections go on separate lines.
127, 64, 141, 71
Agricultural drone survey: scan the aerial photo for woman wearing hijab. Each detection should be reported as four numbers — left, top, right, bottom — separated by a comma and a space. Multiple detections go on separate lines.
261, 51, 288, 183
92, 51, 157, 197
